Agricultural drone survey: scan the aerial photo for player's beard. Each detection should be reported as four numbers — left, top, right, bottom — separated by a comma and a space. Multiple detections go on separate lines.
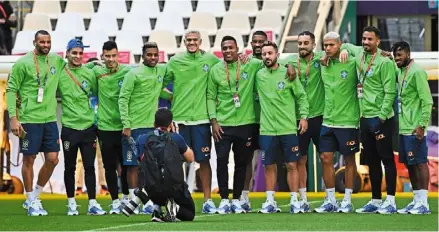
264, 58, 277, 68
299, 49, 312, 58
36, 44, 50, 55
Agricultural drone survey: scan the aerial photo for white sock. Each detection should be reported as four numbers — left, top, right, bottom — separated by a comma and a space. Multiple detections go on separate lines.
372, 199, 382, 204
290, 192, 298, 202
419, 189, 428, 204
32, 185, 43, 199
266, 191, 275, 202
129, 189, 135, 200
68, 197, 76, 205
298, 188, 307, 202
26, 192, 34, 202
122, 194, 129, 200
413, 190, 419, 202
343, 188, 353, 202
113, 199, 120, 204
241, 190, 249, 201
386, 195, 395, 203
326, 188, 336, 203
89, 199, 97, 205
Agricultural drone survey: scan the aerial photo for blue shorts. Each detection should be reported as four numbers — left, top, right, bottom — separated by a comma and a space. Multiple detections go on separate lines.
122, 128, 154, 166
319, 126, 359, 156
178, 124, 211, 163
259, 134, 300, 165
398, 135, 428, 165
298, 116, 323, 156
20, 122, 60, 155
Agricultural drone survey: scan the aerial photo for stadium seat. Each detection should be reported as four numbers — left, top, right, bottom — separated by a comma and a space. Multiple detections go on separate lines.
32, 0, 61, 19
148, 30, 178, 55
115, 30, 144, 55
55, 13, 86, 36
154, 13, 185, 36
162, 0, 193, 18
22, 13, 52, 31
11, 31, 36, 54
178, 30, 211, 52
65, 0, 94, 19
50, 30, 76, 53
187, 12, 217, 36
228, 0, 259, 16
254, 10, 283, 34
88, 13, 119, 36
261, 0, 291, 17
130, 0, 160, 19
122, 13, 152, 36
196, 0, 226, 17
213, 29, 245, 53
221, 12, 251, 35
97, 0, 127, 19
82, 30, 110, 53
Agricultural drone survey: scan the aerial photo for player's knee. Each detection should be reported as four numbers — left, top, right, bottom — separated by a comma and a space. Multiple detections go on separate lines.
23, 155, 36, 167
344, 156, 356, 165
298, 156, 307, 166
45, 155, 59, 167
319, 153, 332, 165
286, 162, 297, 172
417, 162, 428, 170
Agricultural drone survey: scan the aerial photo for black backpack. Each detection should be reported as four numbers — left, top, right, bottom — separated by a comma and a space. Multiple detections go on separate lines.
140, 131, 185, 197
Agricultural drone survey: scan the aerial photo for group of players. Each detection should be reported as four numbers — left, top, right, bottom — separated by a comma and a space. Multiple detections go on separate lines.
5, 24, 432, 218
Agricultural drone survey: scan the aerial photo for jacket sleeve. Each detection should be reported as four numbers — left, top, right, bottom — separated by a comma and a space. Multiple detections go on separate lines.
159, 67, 172, 100
6, 62, 25, 118
118, 72, 136, 129
291, 78, 309, 119
415, 70, 433, 128
341, 43, 363, 57
378, 60, 397, 120
206, 69, 218, 119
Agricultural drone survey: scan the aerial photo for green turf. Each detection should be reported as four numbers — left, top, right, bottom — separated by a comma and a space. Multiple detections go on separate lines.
0, 197, 437, 231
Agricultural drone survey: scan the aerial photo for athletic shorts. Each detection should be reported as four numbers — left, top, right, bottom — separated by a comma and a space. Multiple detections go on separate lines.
298, 115, 323, 156
20, 122, 60, 155
398, 135, 428, 165
122, 128, 154, 166
178, 124, 211, 163
259, 134, 300, 165
319, 126, 359, 156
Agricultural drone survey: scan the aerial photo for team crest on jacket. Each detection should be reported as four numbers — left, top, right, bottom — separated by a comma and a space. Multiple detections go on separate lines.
81, 80, 88, 89
314, 62, 320, 68
158, 75, 163, 83
241, 72, 248, 80
50, 66, 56, 75
340, 70, 348, 79
118, 80, 123, 87
278, 81, 285, 90
203, 64, 209, 72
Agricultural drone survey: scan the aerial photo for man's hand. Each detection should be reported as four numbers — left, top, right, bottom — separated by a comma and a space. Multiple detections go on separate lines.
0, 19, 5, 24
319, 53, 329, 67
412, 126, 425, 140
285, 64, 296, 81
9, 14, 16, 22
238, 53, 250, 64
298, 119, 308, 135
10, 117, 24, 137
339, 49, 349, 63
211, 119, 224, 142
380, 50, 393, 60
122, 128, 131, 137
171, 121, 179, 133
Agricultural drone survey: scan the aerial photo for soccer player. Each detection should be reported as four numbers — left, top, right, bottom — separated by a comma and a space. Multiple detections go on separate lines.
58, 39, 106, 216
256, 41, 309, 213
392, 41, 433, 214
280, 31, 325, 212
6, 30, 65, 216
341, 26, 398, 214
207, 36, 262, 214
92, 41, 131, 214
163, 30, 221, 213
241, 30, 267, 211
314, 32, 359, 213
118, 42, 168, 214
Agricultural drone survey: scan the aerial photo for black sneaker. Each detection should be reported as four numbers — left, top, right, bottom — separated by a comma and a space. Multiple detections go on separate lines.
165, 198, 177, 222
151, 210, 165, 222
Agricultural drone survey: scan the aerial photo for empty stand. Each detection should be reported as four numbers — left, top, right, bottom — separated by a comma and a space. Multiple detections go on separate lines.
55, 13, 86, 36
65, 0, 94, 19
162, 0, 193, 18
88, 13, 119, 36
22, 13, 52, 31
221, 12, 251, 35
32, 0, 61, 19
229, 0, 259, 16
154, 12, 185, 36
130, 0, 161, 19
187, 12, 217, 36
97, 0, 127, 19
148, 30, 178, 55
196, 0, 226, 17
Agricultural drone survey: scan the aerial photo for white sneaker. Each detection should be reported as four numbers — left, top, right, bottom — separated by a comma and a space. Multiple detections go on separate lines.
88, 201, 107, 215
355, 200, 381, 214
201, 199, 217, 214
397, 200, 416, 214
337, 200, 354, 213
231, 199, 245, 214
217, 199, 231, 214
27, 199, 46, 216
409, 201, 431, 215
67, 201, 79, 216
239, 196, 252, 212
377, 200, 397, 214
290, 200, 304, 214
258, 200, 281, 214
109, 199, 122, 214
314, 198, 338, 213
141, 200, 154, 215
